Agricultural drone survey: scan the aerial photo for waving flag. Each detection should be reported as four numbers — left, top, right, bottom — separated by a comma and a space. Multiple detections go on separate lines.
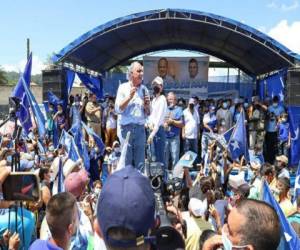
59, 130, 80, 162
81, 122, 105, 156
288, 106, 300, 166
266, 72, 285, 103
228, 110, 249, 162
47, 91, 63, 106
262, 181, 300, 249
11, 54, 33, 134
57, 157, 65, 193
69, 123, 90, 170
21, 68, 46, 138
77, 73, 103, 99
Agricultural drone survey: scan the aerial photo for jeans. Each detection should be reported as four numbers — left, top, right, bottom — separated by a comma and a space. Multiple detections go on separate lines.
201, 132, 210, 159
165, 135, 180, 170
184, 138, 198, 154
121, 124, 145, 170
151, 126, 166, 166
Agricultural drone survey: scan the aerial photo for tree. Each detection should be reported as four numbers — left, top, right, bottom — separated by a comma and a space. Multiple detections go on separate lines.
0, 66, 8, 85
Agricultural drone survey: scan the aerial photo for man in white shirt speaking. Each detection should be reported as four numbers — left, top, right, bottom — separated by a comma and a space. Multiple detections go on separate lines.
115, 62, 150, 169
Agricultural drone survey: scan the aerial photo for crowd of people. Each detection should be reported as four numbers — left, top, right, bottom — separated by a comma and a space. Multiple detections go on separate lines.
0, 60, 299, 250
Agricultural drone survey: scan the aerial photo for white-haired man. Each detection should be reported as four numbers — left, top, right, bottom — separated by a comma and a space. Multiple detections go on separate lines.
115, 62, 150, 169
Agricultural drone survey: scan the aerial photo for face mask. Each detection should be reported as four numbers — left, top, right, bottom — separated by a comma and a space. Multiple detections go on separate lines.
244, 103, 249, 108
222, 102, 228, 109
222, 229, 248, 250
30, 151, 35, 158
273, 102, 278, 107
94, 188, 101, 195
221, 120, 226, 126
114, 147, 120, 153
153, 85, 160, 94
282, 118, 287, 123
49, 108, 54, 112
75, 102, 80, 106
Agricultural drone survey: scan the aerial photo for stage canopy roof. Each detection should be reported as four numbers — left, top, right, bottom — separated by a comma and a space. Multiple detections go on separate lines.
53, 9, 300, 76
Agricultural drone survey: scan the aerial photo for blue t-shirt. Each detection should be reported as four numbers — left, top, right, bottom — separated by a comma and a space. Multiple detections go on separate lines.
30, 240, 63, 250
165, 105, 183, 138
266, 104, 285, 132
278, 122, 289, 142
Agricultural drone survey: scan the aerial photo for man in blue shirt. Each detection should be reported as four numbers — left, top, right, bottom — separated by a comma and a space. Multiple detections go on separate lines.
164, 92, 183, 170
115, 62, 150, 169
262, 96, 285, 163
30, 192, 79, 250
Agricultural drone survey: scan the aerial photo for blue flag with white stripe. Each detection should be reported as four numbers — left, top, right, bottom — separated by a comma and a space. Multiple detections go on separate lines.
69, 123, 90, 170
21, 70, 46, 138
59, 130, 80, 162
11, 54, 33, 134
288, 106, 300, 166
81, 122, 105, 156
228, 110, 249, 162
262, 181, 300, 249
266, 72, 285, 103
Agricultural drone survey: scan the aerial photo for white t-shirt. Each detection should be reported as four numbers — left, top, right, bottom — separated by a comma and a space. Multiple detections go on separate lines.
106, 113, 117, 129
183, 108, 200, 139
148, 95, 168, 138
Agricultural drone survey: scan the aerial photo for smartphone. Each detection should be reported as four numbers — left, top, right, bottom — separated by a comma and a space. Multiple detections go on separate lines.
2, 172, 40, 202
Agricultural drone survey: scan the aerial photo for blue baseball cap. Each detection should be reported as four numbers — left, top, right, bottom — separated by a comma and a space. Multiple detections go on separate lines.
97, 166, 155, 248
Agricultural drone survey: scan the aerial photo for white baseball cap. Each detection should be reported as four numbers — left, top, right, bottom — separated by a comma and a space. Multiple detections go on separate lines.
188, 198, 206, 217
152, 76, 164, 86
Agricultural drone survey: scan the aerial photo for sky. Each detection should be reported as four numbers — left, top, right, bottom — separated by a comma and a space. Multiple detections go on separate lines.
1, 0, 300, 74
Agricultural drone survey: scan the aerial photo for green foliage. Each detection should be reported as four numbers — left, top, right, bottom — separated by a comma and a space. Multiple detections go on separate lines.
0, 66, 8, 85
2, 70, 42, 85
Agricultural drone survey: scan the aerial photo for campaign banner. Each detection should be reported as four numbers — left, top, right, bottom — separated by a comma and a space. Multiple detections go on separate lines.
143, 56, 209, 85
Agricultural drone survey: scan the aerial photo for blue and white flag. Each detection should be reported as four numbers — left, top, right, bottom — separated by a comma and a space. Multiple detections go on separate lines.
228, 110, 249, 162
47, 91, 63, 106
59, 130, 80, 162
69, 123, 90, 170
81, 122, 105, 156
266, 72, 285, 103
21, 68, 46, 138
262, 181, 300, 250
11, 54, 33, 134
288, 106, 300, 166
57, 157, 65, 193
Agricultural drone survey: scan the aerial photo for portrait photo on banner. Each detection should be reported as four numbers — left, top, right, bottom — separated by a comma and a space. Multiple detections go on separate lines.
143, 56, 209, 86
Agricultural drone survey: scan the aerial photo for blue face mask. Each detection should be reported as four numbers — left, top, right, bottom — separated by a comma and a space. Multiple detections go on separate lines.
222, 102, 228, 109
244, 103, 249, 108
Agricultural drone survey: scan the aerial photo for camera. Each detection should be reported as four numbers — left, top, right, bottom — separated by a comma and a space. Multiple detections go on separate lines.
142, 161, 185, 250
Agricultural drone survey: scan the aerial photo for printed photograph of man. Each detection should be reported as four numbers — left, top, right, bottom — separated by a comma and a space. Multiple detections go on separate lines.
188, 58, 199, 80
157, 57, 176, 84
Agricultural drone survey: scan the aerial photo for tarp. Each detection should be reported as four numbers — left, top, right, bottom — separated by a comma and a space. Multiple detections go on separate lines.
53, 9, 300, 76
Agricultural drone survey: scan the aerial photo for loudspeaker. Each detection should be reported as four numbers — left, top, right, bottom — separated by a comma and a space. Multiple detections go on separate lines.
42, 68, 67, 102
286, 68, 300, 106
